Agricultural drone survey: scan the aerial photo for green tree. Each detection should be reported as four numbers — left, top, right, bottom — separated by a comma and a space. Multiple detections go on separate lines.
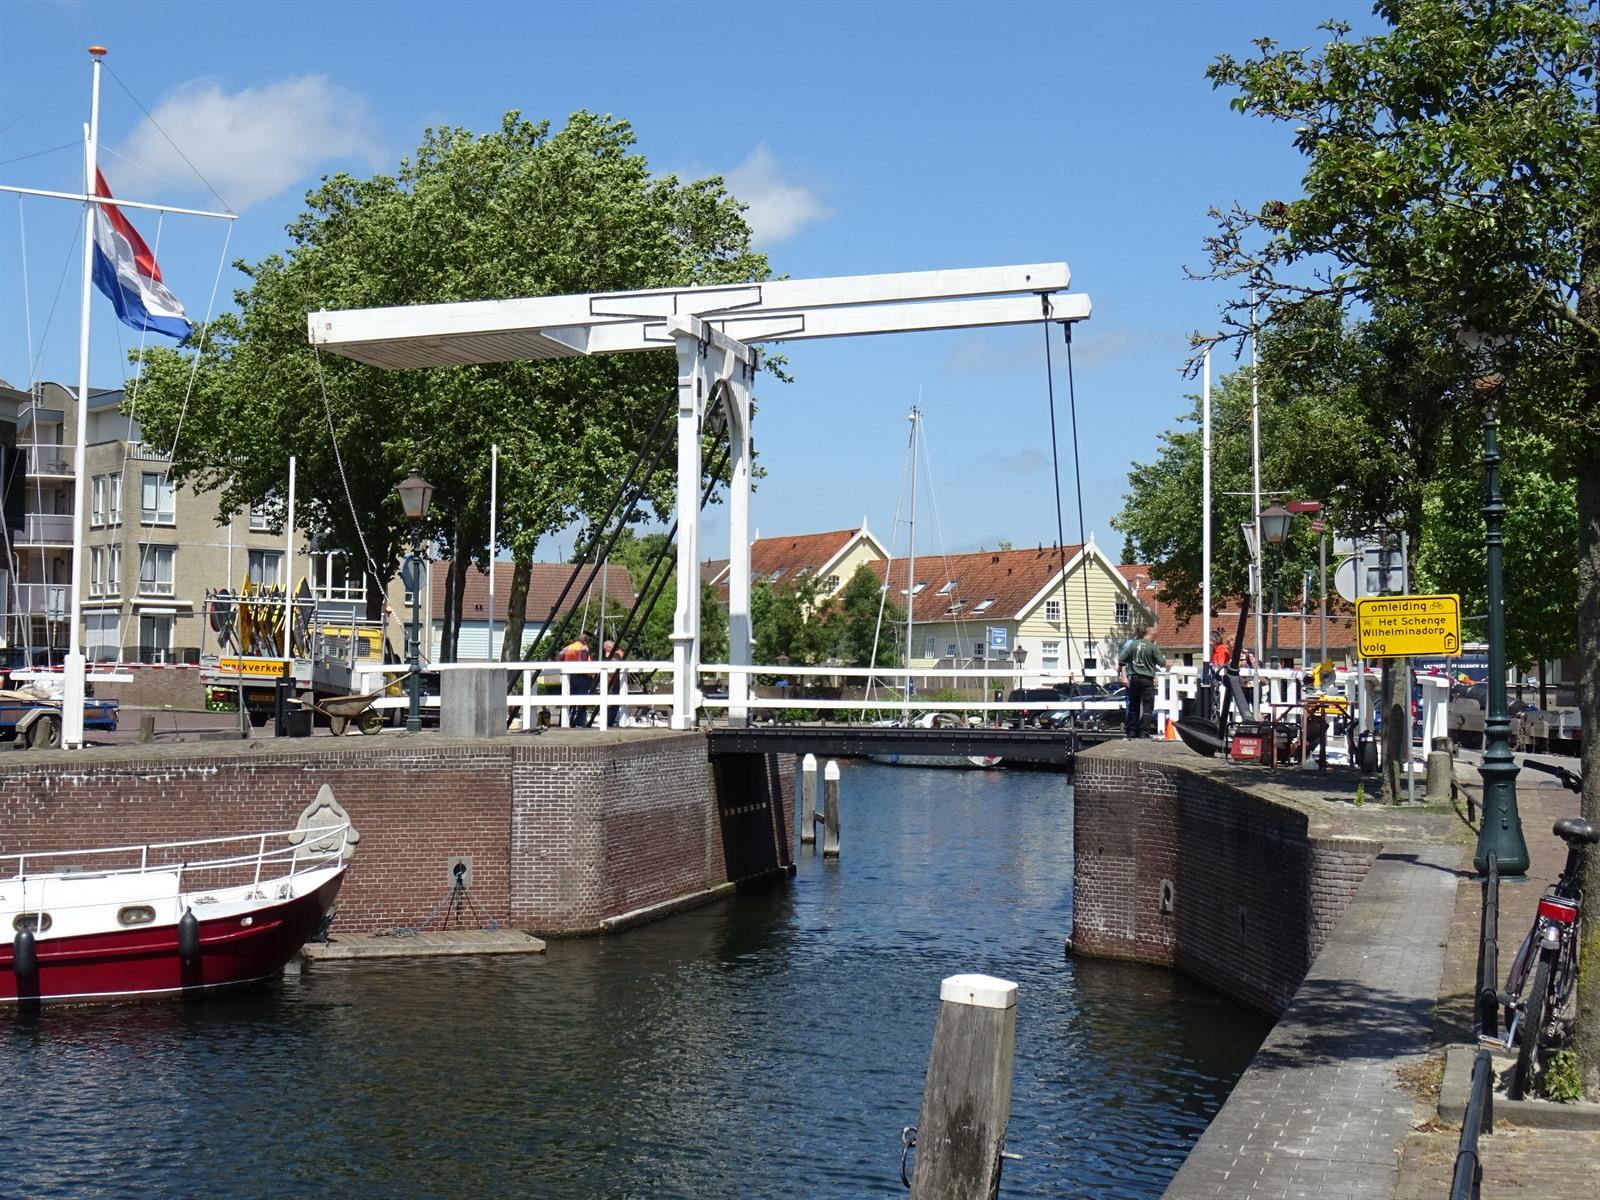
1199, 0, 1600, 1092
833, 563, 905, 667
751, 575, 833, 665
129, 110, 768, 659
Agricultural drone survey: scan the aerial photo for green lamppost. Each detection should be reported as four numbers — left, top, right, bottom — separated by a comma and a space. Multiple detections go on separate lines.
395, 468, 434, 735
1457, 331, 1529, 876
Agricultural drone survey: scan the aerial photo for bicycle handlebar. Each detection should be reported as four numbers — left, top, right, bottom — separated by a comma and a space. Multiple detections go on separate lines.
1523, 758, 1583, 792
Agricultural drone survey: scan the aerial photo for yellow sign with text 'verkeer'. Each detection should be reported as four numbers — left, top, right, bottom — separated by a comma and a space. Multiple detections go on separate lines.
1355, 594, 1461, 658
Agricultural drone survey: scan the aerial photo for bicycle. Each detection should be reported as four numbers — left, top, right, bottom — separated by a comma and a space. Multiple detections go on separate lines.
1498, 758, 1597, 1099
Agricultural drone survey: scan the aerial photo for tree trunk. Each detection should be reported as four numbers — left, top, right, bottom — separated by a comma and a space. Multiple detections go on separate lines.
1574, 457, 1600, 1098
1539, 661, 1548, 711
500, 558, 531, 661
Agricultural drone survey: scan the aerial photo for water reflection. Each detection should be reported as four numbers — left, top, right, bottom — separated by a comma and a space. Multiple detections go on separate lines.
0, 762, 1267, 1199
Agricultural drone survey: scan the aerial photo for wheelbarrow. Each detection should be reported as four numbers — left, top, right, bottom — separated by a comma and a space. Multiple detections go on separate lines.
305, 690, 385, 736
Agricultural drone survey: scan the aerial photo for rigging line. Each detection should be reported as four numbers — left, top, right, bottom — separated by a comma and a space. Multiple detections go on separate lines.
102, 65, 234, 214
26, 210, 82, 386
912, 410, 976, 659
864, 411, 915, 704
1042, 306, 1076, 679
98, 144, 198, 196
0, 69, 76, 139
1065, 326, 1096, 662
311, 345, 387, 595
0, 141, 82, 169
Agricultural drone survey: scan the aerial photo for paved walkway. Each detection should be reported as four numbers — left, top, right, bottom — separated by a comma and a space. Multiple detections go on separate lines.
1164, 840, 1465, 1199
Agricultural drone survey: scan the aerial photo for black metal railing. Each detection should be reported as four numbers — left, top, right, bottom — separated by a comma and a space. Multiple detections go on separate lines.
1476, 851, 1500, 1040
1449, 1049, 1495, 1200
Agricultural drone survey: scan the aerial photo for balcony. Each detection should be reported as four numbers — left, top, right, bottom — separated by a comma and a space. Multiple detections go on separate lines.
20, 443, 73, 477
17, 513, 74, 545
12, 583, 68, 617
128, 441, 172, 463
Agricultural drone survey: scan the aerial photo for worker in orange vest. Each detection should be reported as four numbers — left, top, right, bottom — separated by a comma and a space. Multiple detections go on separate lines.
557, 632, 594, 726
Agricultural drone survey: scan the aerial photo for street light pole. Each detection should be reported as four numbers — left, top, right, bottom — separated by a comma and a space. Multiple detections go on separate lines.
1475, 387, 1529, 874
395, 469, 435, 736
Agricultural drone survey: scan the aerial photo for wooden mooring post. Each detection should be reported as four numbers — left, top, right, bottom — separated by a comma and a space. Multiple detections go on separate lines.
822, 759, 841, 858
799, 753, 819, 845
909, 973, 1018, 1200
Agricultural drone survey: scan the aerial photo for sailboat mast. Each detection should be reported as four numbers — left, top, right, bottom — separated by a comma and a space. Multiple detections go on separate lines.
904, 406, 919, 720
64, 45, 107, 750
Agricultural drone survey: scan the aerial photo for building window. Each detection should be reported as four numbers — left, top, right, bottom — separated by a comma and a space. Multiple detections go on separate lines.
937, 580, 958, 595
138, 544, 175, 596
138, 613, 175, 663
1115, 597, 1130, 624
248, 501, 272, 532
89, 546, 104, 597
86, 611, 120, 661
1042, 640, 1061, 671
107, 471, 121, 526
923, 635, 937, 658
973, 598, 995, 612
946, 602, 964, 615
909, 582, 926, 595
973, 641, 985, 659
106, 545, 121, 598
945, 642, 959, 658
247, 549, 283, 588
140, 472, 175, 525
91, 475, 106, 527
825, 574, 841, 591
1045, 599, 1062, 624
311, 551, 366, 602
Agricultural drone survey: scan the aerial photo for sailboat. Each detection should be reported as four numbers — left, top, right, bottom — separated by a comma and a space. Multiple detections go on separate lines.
867, 407, 1001, 770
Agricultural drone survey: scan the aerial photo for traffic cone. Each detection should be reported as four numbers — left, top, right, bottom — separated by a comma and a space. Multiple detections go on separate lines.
1164, 719, 1179, 741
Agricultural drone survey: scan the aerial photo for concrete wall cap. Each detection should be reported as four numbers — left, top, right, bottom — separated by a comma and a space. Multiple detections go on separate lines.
940, 973, 1017, 1009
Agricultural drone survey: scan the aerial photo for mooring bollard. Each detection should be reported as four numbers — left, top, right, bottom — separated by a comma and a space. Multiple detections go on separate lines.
136, 714, 156, 744
909, 973, 1018, 1200
800, 753, 819, 845
823, 759, 841, 858
1426, 745, 1455, 804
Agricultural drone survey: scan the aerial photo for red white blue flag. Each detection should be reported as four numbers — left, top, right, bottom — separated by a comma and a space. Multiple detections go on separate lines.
90, 170, 192, 341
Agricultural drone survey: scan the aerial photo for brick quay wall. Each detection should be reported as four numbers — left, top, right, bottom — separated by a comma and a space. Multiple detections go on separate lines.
0, 731, 793, 936
1071, 742, 1382, 1016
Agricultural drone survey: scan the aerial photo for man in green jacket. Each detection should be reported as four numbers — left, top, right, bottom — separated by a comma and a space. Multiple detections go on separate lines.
1118, 624, 1166, 739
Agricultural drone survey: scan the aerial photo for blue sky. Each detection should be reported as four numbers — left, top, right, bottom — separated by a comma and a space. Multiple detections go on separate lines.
0, 0, 1376, 565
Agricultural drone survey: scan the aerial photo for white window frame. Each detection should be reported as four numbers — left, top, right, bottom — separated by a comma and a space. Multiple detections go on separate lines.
945, 642, 959, 658
1042, 640, 1061, 671
140, 472, 175, 525
923, 634, 937, 658
973, 641, 985, 659
937, 580, 958, 595
247, 549, 284, 589
107, 471, 122, 527
1045, 599, 1062, 624
826, 574, 841, 591
138, 613, 175, 663
106, 545, 121, 598
89, 546, 104, 596
1115, 597, 1131, 624
138, 543, 175, 597
248, 501, 272, 532
91, 475, 106, 527
312, 550, 366, 602
973, 598, 995, 612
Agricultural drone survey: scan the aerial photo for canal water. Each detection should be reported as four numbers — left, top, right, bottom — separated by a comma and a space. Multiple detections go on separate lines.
0, 763, 1268, 1199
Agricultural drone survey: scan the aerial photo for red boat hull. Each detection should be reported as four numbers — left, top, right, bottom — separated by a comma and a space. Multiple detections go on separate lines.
0, 869, 344, 1004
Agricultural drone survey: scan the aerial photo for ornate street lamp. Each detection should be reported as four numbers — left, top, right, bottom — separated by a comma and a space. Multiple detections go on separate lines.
1455, 327, 1528, 876
1260, 504, 1292, 669
395, 469, 434, 734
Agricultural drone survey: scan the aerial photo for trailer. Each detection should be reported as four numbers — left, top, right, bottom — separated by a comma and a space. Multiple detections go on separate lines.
197, 581, 400, 728
0, 691, 118, 749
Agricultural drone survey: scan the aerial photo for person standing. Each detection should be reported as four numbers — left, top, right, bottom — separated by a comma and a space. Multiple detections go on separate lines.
557, 632, 594, 727
1117, 624, 1166, 739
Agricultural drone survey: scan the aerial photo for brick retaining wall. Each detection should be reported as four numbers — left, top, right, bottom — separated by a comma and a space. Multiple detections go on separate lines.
0, 733, 791, 936
1072, 749, 1379, 1015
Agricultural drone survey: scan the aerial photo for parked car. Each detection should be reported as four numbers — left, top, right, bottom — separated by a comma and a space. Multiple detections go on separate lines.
1044, 682, 1126, 732
1006, 687, 1065, 729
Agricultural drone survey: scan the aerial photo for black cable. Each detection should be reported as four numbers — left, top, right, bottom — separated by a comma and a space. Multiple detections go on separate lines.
527, 389, 675, 652
1065, 326, 1096, 659
1042, 305, 1076, 675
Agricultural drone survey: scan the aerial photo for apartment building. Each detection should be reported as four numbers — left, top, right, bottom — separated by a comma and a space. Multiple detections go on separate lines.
1, 379, 317, 665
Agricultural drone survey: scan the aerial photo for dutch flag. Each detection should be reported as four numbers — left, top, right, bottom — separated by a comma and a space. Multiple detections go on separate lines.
90, 170, 192, 341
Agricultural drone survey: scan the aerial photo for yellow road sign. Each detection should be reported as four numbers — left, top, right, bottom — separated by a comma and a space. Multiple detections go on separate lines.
216, 656, 292, 677
1355, 594, 1461, 658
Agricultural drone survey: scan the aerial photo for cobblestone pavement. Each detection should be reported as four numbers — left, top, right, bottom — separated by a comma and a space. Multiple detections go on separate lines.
1391, 760, 1598, 1200
1163, 840, 1465, 1200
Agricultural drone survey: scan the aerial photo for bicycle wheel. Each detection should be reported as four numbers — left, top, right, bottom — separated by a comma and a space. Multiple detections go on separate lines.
1512, 947, 1555, 1100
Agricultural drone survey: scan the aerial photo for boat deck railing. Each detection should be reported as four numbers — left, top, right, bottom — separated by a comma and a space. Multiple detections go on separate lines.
3, 823, 350, 887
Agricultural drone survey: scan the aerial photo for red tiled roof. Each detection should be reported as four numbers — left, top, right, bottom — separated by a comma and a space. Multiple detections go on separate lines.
1117, 564, 1357, 658
705, 527, 868, 600
431, 563, 636, 623
866, 544, 1092, 624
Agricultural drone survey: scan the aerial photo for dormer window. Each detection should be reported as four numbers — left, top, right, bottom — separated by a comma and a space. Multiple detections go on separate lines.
910, 582, 927, 595
946, 601, 964, 615
973, 598, 995, 613
937, 580, 958, 595
768, 568, 785, 581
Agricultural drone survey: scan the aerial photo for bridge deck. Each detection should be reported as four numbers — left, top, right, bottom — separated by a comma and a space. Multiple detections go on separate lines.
706, 723, 1119, 763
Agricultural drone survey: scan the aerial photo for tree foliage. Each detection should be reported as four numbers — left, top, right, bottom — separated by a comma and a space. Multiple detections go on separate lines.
1201, 0, 1600, 1093
128, 111, 770, 640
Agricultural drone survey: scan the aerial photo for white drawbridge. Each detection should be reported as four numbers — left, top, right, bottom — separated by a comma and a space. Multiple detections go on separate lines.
307, 264, 1091, 729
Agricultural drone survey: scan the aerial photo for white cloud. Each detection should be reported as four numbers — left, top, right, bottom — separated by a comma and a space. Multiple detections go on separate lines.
112, 75, 382, 211
724, 144, 829, 244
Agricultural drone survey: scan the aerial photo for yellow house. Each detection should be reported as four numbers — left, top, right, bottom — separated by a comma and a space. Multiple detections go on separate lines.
702, 523, 890, 604
870, 540, 1153, 685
